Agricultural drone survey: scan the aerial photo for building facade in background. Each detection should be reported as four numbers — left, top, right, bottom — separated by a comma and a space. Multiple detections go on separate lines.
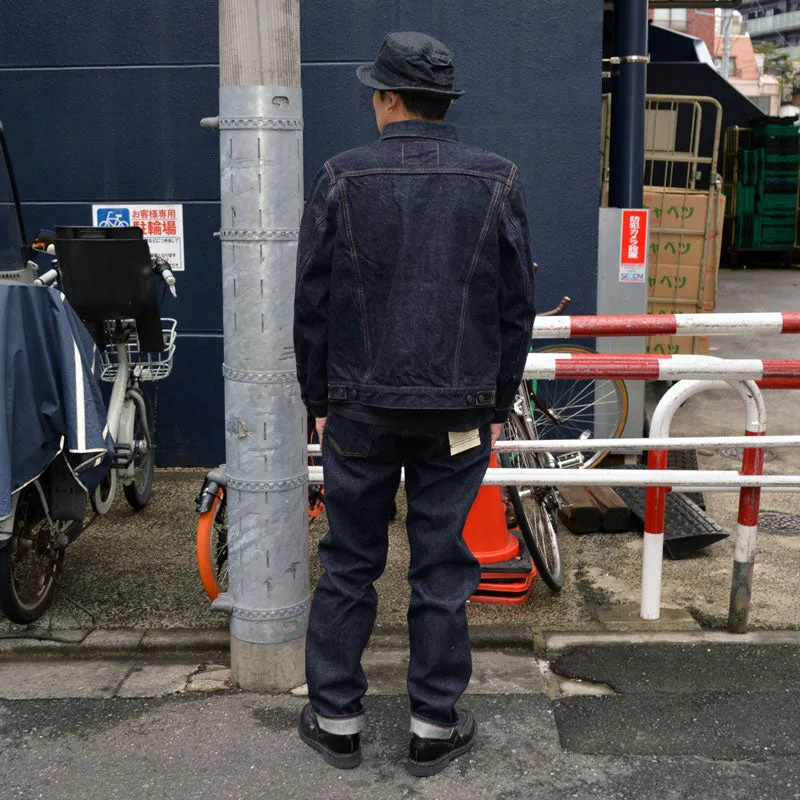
740, 1, 800, 47
651, 6, 779, 116
650, 7, 717, 52
0, 0, 603, 467
713, 34, 781, 114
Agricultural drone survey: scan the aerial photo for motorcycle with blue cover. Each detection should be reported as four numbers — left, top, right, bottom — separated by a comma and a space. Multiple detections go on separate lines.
0, 120, 113, 623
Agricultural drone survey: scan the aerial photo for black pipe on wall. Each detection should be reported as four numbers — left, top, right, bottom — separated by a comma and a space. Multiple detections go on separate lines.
608, 0, 649, 209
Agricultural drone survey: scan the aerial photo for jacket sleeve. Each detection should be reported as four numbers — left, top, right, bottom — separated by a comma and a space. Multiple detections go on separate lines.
294, 165, 336, 419
493, 170, 536, 423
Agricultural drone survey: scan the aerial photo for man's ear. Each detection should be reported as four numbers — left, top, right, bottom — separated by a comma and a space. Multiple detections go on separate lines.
385, 91, 401, 112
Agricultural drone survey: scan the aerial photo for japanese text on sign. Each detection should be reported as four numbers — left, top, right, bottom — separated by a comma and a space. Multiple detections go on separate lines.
619, 209, 648, 284
92, 203, 185, 272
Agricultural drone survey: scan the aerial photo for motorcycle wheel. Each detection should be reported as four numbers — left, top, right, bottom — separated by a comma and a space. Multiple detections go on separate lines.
0, 484, 65, 624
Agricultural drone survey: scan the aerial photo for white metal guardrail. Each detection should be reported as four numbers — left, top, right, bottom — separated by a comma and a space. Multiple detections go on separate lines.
307, 359, 800, 632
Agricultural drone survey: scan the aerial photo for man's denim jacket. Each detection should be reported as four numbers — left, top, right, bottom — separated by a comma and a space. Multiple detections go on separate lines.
294, 119, 535, 422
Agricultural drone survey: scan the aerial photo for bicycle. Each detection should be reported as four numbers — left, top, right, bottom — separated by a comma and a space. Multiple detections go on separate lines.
0, 238, 176, 622
497, 298, 629, 591
91, 311, 178, 514
194, 298, 629, 602
35, 233, 178, 516
195, 426, 325, 602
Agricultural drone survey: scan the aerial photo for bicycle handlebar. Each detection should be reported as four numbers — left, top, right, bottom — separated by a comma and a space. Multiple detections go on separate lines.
33, 269, 59, 286
538, 296, 571, 317
152, 257, 178, 298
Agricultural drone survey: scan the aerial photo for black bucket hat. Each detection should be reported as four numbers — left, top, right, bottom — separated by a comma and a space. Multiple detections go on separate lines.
357, 31, 465, 98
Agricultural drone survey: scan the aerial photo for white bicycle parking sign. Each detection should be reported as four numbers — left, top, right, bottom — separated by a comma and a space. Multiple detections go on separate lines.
92, 203, 185, 271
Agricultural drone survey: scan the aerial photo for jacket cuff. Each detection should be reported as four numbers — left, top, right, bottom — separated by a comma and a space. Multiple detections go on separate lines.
491, 408, 509, 423
307, 399, 329, 418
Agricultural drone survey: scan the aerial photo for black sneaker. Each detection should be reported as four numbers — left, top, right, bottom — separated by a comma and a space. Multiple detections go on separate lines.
298, 703, 363, 769
406, 710, 477, 777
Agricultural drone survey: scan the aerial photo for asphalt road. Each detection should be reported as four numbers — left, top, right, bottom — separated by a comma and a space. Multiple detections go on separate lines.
1, 690, 797, 800
0, 642, 798, 800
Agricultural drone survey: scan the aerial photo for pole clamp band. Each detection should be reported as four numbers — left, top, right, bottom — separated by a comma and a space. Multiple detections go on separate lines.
231, 596, 311, 622
605, 55, 650, 65
217, 229, 300, 242
223, 364, 296, 385
219, 117, 304, 131
225, 473, 308, 493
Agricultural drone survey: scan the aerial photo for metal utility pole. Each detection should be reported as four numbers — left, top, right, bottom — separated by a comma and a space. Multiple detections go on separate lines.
721, 8, 733, 80
217, 0, 309, 691
608, 0, 649, 209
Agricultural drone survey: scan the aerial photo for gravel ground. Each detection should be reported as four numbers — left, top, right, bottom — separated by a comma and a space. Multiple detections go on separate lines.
3, 268, 799, 637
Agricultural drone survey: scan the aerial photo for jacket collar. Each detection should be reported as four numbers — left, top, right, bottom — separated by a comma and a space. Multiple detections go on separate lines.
379, 119, 459, 143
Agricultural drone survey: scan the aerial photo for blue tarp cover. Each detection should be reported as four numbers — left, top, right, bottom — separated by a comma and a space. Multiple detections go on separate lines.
1, 284, 112, 520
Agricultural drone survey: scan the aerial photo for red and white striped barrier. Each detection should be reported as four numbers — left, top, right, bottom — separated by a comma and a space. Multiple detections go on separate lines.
639, 378, 767, 628
533, 311, 800, 338
309, 352, 792, 631
524, 352, 800, 382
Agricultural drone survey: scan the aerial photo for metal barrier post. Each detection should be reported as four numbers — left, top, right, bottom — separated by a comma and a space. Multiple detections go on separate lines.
640, 379, 767, 623
642, 447, 668, 619
728, 380, 767, 633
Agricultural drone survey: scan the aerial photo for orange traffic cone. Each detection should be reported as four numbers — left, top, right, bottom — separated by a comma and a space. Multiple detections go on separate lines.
463, 453, 537, 605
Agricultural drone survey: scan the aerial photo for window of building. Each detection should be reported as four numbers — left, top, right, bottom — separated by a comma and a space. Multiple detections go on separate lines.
653, 9, 688, 31
714, 56, 738, 75
753, 95, 773, 114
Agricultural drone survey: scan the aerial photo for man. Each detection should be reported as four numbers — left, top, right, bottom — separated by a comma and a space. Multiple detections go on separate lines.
294, 31, 535, 777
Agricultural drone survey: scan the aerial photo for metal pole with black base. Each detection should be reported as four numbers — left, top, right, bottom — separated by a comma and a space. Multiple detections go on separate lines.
217, 0, 309, 691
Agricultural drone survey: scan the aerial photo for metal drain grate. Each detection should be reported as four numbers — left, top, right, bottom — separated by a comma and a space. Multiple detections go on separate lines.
759, 511, 800, 535
720, 447, 778, 463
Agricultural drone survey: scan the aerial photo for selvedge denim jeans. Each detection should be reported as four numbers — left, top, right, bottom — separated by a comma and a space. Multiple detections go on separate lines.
306, 412, 491, 734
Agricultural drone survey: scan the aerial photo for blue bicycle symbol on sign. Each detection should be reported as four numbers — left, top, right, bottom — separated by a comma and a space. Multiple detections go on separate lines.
96, 208, 131, 227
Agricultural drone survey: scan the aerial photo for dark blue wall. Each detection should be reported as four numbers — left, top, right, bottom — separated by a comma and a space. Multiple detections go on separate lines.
1, 0, 603, 466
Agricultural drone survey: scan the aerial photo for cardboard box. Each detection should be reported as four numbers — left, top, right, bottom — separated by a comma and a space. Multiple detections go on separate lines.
645, 302, 710, 355
648, 260, 705, 307
644, 188, 726, 312
643, 187, 715, 233
600, 185, 726, 311
645, 335, 710, 356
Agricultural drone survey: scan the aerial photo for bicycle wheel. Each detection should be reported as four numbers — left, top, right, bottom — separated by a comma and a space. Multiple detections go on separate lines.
196, 488, 228, 601
91, 468, 116, 514
528, 344, 629, 469
500, 390, 563, 592
0, 484, 65, 623
123, 389, 155, 510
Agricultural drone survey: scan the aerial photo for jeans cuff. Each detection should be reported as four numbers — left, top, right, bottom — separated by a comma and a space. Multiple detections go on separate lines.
316, 712, 365, 735
409, 715, 455, 740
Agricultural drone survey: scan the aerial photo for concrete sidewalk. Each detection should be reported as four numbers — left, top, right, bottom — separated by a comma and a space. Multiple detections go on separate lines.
1, 638, 798, 800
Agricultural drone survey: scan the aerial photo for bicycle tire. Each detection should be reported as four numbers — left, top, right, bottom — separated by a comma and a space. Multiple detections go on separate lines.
500, 392, 563, 591
196, 488, 228, 601
123, 389, 155, 510
528, 344, 629, 469
91, 469, 116, 514
0, 484, 65, 623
